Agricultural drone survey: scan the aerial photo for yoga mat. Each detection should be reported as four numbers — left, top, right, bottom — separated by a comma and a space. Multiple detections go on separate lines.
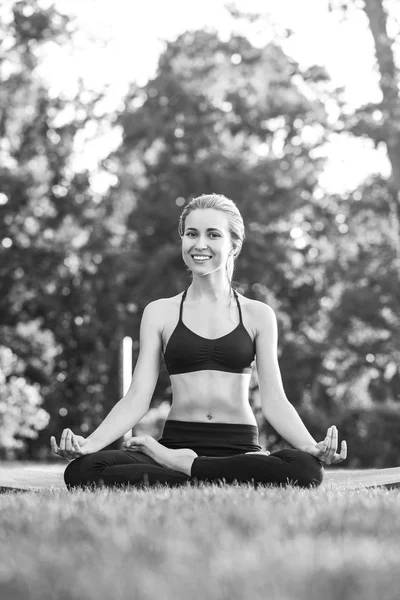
0, 465, 65, 493
1, 464, 400, 492
322, 466, 400, 490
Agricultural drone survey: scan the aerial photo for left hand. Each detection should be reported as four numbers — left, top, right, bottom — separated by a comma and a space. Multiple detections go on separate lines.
301, 425, 347, 465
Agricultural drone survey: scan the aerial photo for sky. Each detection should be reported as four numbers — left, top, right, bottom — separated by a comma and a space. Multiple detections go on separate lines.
33, 0, 396, 195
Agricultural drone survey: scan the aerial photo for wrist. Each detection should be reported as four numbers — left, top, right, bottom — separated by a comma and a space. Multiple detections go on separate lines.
297, 442, 316, 452
85, 437, 103, 453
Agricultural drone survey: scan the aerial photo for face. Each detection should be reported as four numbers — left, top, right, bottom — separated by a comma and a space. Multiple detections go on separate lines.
181, 209, 234, 276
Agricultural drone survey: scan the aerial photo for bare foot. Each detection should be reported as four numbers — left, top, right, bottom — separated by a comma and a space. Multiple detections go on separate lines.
167, 448, 198, 475
124, 436, 198, 475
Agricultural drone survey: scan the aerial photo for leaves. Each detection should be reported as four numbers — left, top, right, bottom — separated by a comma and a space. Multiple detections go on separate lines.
0, 1, 399, 467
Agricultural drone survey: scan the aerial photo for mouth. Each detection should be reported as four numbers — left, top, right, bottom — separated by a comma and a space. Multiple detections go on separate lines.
191, 255, 212, 262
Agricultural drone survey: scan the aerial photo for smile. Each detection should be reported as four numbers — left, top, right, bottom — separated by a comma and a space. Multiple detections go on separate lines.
191, 255, 212, 262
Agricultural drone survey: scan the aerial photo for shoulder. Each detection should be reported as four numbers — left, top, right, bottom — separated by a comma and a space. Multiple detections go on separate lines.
236, 293, 277, 334
142, 292, 184, 320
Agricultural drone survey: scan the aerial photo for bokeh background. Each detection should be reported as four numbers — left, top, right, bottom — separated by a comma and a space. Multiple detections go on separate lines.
1, 0, 399, 467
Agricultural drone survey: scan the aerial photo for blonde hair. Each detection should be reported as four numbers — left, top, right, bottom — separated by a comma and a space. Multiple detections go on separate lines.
178, 193, 245, 288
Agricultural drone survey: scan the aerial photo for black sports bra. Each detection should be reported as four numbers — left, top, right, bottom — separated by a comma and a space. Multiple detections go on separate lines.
163, 288, 255, 375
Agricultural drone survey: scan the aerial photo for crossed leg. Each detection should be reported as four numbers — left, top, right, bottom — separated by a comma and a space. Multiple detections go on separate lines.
190, 449, 324, 489
63, 449, 191, 490
63, 447, 324, 490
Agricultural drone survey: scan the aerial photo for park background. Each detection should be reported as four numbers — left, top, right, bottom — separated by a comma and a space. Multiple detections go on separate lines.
0, 0, 399, 468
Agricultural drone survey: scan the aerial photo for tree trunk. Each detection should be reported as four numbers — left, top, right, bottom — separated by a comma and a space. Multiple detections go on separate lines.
363, 0, 400, 275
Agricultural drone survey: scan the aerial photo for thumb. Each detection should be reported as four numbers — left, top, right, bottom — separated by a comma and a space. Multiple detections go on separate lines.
72, 435, 88, 449
73, 435, 87, 445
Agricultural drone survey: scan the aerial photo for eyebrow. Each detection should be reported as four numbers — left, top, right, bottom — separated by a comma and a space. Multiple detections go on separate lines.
185, 227, 223, 232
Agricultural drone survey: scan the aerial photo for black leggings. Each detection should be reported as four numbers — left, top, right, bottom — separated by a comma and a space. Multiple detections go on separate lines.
64, 420, 324, 491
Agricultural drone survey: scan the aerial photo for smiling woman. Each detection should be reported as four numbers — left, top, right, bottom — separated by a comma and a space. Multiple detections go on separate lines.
53, 193, 346, 492
178, 195, 244, 287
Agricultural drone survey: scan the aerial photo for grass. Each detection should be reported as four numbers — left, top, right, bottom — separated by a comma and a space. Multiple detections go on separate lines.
1, 463, 400, 600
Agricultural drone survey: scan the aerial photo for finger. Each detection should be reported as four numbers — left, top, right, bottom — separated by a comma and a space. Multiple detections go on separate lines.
63, 430, 74, 453
65, 430, 74, 453
325, 426, 336, 460
69, 434, 80, 455
71, 436, 80, 452
340, 440, 347, 460
329, 426, 338, 461
324, 427, 335, 463
128, 437, 144, 447
318, 427, 333, 462
60, 429, 69, 452
321, 428, 332, 454
52, 439, 66, 458
332, 441, 347, 464
325, 426, 333, 448
51, 436, 70, 459
127, 441, 140, 448
50, 436, 61, 455
60, 431, 75, 459
130, 436, 143, 444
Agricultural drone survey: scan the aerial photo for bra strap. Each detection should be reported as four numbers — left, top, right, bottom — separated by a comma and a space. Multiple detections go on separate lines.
232, 289, 243, 323
179, 288, 188, 322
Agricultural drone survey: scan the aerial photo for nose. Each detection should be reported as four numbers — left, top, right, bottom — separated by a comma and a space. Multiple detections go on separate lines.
194, 236, 209, 250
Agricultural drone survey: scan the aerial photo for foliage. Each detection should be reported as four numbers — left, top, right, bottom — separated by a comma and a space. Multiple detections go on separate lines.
0, 1, 399, 467
0, 0, 129, 457
0, 341, 50, 456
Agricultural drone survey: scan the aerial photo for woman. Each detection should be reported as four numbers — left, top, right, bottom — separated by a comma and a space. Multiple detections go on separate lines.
51, 194, 347, 491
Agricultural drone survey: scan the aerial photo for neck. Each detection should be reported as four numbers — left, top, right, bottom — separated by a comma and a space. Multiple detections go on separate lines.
187, 276, 232, 303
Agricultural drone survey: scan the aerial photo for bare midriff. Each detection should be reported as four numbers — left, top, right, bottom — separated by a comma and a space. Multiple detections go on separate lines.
165, 370, 257, 425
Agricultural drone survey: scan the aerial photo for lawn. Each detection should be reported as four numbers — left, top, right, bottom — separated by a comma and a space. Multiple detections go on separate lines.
1, 463, 400, 600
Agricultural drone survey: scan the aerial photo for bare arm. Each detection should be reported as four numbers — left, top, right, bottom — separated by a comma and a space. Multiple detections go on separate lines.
255, 302, 318, 450
85, 300, 163, 452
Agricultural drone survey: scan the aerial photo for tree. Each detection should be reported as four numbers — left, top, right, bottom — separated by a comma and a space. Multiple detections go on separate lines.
329, 0, 400, 273
0, 0, 130, 457
2, 1, 399, 466
102, 28, 348, 444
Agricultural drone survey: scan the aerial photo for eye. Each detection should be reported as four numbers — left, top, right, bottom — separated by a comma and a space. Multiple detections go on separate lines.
185, 231, 220, 238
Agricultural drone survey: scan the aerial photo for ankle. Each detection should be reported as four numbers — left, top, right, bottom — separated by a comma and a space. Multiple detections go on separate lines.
170, 449, 198, 476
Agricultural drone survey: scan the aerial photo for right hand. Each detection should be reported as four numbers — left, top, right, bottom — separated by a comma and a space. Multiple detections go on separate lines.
50, 428, 94, 461
300, 425, 347, 465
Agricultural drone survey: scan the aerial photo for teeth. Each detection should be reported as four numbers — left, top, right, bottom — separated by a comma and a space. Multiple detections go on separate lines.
192, 256, 211, 260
